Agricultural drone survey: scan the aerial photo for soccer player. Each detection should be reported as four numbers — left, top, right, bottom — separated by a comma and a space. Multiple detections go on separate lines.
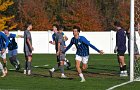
63, 26, 104, 82
0, 31, 9, 77
3, 28, 21, 71
23, 23, 34, 75
49, 24, 71, 77
114, 21, 128, 77
56, 25, 67, 78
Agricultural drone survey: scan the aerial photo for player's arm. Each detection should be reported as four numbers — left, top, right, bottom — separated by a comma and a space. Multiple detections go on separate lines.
63, 38, 73, 53
27, 38, 34, 51
49, 34, 55, 45
82, 36, 104, 54
1, 33, 9, 54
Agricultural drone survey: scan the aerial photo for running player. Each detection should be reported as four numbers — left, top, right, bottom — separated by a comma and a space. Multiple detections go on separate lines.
63, 26, 104, 82
3, 28, 21, 71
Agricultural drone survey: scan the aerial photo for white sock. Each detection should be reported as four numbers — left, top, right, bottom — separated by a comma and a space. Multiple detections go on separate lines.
61, 73, 65, 76
79, 73, 85, 80
51, 68, 55, 72
0, 62, 4, 70
64, 61, 68, 67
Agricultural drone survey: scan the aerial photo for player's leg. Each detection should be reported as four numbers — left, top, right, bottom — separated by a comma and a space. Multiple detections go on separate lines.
0, 61, 6, 77
24, 51, 28, 74
60, 54, 67, 78
82, 56, 89, 71
12, 49, 20, 71
118, 51, 127, 76
75, 55, 85, 82
2, 51, 7, 74
27, 52, 32, 75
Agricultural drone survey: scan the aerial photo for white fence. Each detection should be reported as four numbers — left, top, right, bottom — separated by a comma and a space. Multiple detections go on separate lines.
9, 31, 140, 54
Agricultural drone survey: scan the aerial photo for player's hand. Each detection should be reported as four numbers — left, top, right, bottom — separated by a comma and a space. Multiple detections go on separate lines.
49, 41, 53, 44
99, 50, 104, 55
31, 47, 34, 51
1, 48, 6, 54
57, 51, 60, 55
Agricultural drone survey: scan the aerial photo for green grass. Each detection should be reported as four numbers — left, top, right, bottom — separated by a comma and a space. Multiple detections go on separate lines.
0, 54, 139, 90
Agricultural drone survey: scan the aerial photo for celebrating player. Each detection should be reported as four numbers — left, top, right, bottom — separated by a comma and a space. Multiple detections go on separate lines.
63, 26, 104, 82
3, 28, 21, 71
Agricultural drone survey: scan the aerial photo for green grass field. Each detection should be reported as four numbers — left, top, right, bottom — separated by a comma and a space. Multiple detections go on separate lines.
0, 54, 140, 90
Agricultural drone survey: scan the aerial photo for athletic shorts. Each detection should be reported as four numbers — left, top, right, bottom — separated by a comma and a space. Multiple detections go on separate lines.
75, 55, 89, 64
0, 51, 6, 59
24, 51, 32, 57
58, 53, 65, 61
8, 49, 17, 58
117, 50, 125, 56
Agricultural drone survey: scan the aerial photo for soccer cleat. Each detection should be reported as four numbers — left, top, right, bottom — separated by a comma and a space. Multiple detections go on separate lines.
80, 79, 86, 82
16, 64, 21, 71
61, 74, 67, 78
1, 73, 6, 77
49, 70, 53, 77
28, 70, 31, 75
24, 70, 27, 75
1, 70, 6, 77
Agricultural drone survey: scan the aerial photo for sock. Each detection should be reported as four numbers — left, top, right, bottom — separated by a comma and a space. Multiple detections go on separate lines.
64, 61, 68, 67
54, 62, 60, 70
24, 61, 28, 70
27, 61, 31, 70
51, 68, 55, 72
3, 63, 6, 68
122, 65, 127, 71
120, 66, 123, 72
16, 59, 20, 65
10, 59, 16, 67
0, 62, 4, 70
79, 73, 85, 80
60, 65, 64, 74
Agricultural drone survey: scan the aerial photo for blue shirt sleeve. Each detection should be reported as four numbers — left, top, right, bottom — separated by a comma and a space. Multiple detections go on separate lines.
52, 34, 55, 41
1, 32, 9, 49
9, 33, 16, 38
64, 38, 73, 52
81, 36, 100, 52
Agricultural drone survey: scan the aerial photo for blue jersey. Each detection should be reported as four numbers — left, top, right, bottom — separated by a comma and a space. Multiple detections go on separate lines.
0, 32, 9, 51
116, 29, 126, 51
7, 33, 18, 50
64, 36, 100, 56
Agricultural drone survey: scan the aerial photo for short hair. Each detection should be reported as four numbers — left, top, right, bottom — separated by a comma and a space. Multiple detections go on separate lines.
3, 27, 9, 31
114, 21, 121, 27
52, 24, 59, 30
73, 25, 80, 32
58, 25, 65, 31
25, 22, 32, 28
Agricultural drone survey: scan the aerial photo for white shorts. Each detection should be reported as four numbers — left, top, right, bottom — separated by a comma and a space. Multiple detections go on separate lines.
0, 51, 6, 59
75, 55, 89, 64
8, 49, 17, 58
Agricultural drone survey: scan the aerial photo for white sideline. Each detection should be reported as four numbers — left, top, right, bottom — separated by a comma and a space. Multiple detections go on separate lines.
106, 81, 133, 90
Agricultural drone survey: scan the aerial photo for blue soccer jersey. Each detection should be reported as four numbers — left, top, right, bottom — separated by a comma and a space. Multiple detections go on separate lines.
0, 32, 9, 51
116, 29, 126, 51
7, 33, 18, 50
64, 36, 100, 56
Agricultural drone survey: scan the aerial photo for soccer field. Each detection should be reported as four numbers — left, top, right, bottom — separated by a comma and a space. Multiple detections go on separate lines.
0, 54, 140, 90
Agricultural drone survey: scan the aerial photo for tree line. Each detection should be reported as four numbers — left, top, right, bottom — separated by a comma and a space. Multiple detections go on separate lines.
0, 0, 130, 31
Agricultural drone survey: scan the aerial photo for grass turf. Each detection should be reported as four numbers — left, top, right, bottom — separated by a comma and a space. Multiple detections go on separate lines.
0, 54, 139, 90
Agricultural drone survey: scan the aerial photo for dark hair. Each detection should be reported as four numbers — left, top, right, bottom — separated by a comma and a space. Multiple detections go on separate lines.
3, 27, 9, 31
25, 22, 32, 28
114, 21, 121, 27
58, 25, 65, 31
73, 25, 80, 32
52, 24, 59, 30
